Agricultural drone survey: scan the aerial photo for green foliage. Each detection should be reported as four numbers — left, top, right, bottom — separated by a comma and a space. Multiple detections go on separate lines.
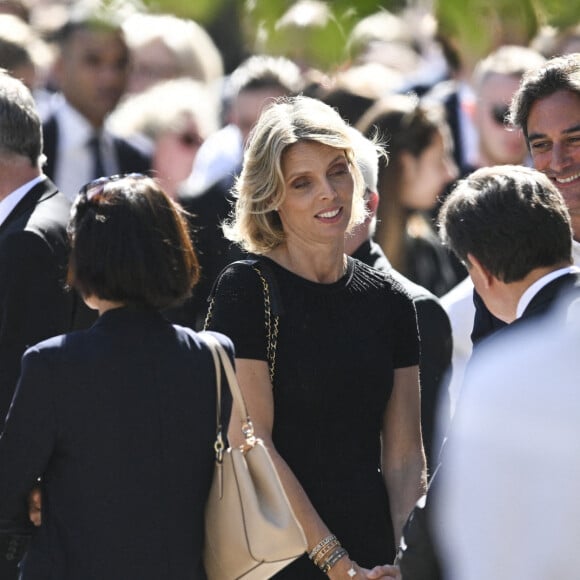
141, 0, 226, 20
142, 0, 580, 71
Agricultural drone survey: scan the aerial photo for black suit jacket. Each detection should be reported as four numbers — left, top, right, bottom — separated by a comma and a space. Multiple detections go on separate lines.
0, 178, 78, 422
42, 115, 151, 182
352, 240, 453, 472
0, 308, 232, 579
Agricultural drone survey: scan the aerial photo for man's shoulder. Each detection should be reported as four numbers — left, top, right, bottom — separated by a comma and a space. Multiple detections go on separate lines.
23, 181, 70, 233
1, 181, 69, 251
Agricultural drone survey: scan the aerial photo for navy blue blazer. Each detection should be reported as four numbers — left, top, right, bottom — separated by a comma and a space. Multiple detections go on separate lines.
0, 307, 232, 580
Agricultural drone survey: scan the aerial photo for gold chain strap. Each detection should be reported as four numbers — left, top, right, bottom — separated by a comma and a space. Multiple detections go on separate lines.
252, 266, 279, 383
203, 265, 279, 383
203, 296, 215, 332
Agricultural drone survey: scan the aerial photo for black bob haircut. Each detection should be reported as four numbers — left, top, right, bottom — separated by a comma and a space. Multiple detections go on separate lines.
67, 174, 200, 310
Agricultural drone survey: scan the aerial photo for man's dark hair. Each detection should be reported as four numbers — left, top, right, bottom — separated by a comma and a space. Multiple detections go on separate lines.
68, 175, 200, 310
0, 69, 42, 165
438, 165, 572, 283
52, 0, 127, 46
509, 53, 580, 140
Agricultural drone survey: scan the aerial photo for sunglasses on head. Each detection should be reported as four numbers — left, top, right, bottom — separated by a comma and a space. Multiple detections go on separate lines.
490, 104, 510, 126
78, 173, 149, 201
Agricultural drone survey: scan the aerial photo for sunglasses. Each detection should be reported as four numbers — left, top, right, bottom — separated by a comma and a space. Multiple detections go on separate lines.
178, 132, 203, 148
490, 104, 510, 126
78, 173, 149, 201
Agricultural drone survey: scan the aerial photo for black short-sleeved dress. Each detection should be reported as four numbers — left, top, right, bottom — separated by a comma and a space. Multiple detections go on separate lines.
207, 256, 419, 578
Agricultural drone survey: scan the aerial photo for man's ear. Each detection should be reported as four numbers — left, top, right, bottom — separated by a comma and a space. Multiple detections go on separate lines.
365, 190, 379, 217
467, 253, 494, 289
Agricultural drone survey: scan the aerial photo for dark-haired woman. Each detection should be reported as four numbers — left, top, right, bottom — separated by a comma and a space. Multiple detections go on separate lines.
357, 94, 462, 297
0, 175, 231, 579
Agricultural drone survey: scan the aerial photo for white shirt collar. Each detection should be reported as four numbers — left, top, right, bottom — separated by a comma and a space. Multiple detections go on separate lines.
53, 97, 117, 202
0, 175, 47, 227
516, 265, 580, 318
56, 97, 94, 150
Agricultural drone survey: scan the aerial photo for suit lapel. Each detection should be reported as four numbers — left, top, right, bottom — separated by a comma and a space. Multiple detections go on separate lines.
0, 178, 59, 235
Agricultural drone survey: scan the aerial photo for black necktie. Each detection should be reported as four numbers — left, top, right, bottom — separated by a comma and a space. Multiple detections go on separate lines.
88, 133, 105, 180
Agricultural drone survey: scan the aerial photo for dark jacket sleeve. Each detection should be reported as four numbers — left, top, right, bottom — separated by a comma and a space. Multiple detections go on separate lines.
0, 347, 57, 534
414, 296, 453, 471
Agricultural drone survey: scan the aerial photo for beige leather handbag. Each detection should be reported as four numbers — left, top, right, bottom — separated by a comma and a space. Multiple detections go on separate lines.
200, 333, 307, 580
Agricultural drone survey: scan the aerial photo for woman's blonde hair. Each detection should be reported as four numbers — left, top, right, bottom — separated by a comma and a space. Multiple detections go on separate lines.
223, 95, 366, 254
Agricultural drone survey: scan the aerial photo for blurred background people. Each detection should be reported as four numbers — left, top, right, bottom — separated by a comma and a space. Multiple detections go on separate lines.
108, 78, 219, 199
426, 0, 540, 174
357, 94, 462, 298
42, 1, 151, 201
0, 14, 40, 91
0, 174, 232, 579
122, 12, 223, 95
184, 54, 303, 194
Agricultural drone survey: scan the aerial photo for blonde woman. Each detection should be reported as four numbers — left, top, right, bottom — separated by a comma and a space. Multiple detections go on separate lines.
206, 96, 426, 579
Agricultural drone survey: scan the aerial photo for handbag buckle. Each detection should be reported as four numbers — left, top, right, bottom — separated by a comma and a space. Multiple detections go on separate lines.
241, 420, 257, 450
214, 432, 225, 463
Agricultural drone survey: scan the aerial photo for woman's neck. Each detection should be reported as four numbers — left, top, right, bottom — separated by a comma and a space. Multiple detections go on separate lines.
267, 242, 347, 284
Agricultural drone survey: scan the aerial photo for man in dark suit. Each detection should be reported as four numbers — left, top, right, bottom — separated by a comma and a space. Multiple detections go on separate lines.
0, 70, 82, 579
41, 2, 150, 201
438, 164, 580, 335
346, 128, 453, 474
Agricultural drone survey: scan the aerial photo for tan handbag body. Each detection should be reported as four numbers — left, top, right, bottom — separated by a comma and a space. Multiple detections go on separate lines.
200, 333, 307, 580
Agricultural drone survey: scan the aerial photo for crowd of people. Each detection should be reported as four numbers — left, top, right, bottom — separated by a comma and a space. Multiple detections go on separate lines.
0, 0, 579, 578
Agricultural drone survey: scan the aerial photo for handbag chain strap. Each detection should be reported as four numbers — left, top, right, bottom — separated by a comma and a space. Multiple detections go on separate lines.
251, 266, 279, 383
204, 264, 279, 384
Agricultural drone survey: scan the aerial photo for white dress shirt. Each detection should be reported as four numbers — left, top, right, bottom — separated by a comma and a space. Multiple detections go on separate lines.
0, 175, 47, 227
436, 303, 580, 580
52, 97, 118, 202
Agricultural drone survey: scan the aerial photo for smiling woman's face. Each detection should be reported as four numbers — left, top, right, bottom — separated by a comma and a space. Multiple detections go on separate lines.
278, 140, 354, 246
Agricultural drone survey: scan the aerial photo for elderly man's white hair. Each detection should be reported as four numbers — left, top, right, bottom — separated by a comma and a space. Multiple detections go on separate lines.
347, 126, 380, 194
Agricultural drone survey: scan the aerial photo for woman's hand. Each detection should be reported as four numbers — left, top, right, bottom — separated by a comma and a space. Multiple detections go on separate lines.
327, 557, 401, 579
365, 564, 401, 579
28, 486, 42, 527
